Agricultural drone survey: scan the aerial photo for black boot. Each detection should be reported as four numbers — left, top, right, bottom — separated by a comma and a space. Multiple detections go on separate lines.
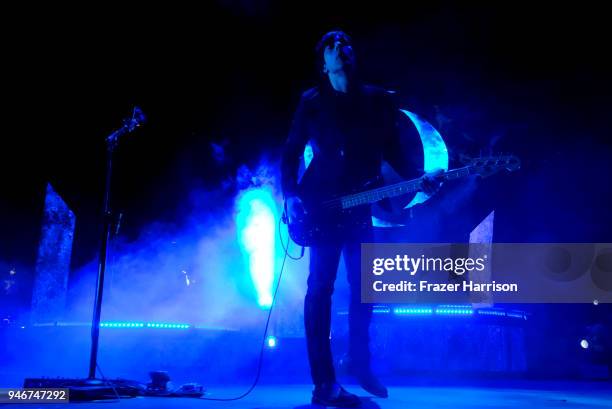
312, 382, 361, 407
343, 356, 388, 399
355, 371, 388, 398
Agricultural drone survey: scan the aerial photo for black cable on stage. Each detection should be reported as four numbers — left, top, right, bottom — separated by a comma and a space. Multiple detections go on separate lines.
95, 363, 122, 403
98, 216, 295, 402
199, 216, 292, 401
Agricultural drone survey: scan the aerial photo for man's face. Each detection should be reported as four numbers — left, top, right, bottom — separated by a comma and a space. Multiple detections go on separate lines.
322, 36, 355, 74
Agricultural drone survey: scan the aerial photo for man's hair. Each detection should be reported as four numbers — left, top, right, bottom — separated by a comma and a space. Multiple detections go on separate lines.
315, 30, 353, 68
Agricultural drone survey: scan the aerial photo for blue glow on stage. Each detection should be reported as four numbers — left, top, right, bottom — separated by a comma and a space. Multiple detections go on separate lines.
394, 307, 434, 315
368, 305, 527, 319
266, 335, 277, 348
146, 322, 190, 329
436, 307, 474, 315
236, 188, 279, 308
506, 312, 528, 320
100, 322, 190, 329
389, 305, 474, 316
477, 309, 506, 317
100, 322, 145, 328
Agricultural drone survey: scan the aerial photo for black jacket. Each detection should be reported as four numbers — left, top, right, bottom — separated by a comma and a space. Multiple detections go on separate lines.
281, 81, 417, 199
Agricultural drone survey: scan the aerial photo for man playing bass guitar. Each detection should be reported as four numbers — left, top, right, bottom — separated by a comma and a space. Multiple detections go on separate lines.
281, 30, 441, 407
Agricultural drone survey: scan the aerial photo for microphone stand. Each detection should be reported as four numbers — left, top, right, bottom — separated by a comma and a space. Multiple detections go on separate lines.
23, 108, 146, 399
88, 108, 145, 380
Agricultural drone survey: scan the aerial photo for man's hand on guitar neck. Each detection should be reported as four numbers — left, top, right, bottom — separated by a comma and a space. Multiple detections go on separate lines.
420, 169, 444, 195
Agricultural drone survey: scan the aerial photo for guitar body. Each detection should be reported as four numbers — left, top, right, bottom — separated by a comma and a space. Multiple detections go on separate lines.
286, 178, 375, 247
286, 191, 345, 247
286, 202, 373, 247
285, 210, 322, 247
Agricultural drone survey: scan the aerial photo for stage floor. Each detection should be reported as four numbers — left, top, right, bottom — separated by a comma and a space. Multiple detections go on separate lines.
8, 382, 612, 408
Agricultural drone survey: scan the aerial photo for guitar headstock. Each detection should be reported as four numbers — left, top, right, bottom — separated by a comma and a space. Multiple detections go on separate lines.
467, 154, 521, 177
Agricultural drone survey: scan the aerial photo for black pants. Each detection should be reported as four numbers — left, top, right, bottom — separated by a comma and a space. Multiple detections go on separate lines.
304, 228, 373, 386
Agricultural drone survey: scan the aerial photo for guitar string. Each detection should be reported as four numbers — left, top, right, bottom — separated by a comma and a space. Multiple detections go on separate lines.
315, 157, 517, 209
324, 167, 470, 209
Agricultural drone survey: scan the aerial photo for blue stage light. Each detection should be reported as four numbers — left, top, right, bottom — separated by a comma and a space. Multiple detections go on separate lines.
129, 322, 193, 329
393, 307, 433, 315
102, 321, 144, 328
266, 336, 277, 348
477, 310, 505, 317
580, 339, 589, 349
506, 312, 528, 320
436, 308, 473, 315
236, 188, 278, 308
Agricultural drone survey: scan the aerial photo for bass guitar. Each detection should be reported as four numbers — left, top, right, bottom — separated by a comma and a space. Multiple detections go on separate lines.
283, 155, 521, 246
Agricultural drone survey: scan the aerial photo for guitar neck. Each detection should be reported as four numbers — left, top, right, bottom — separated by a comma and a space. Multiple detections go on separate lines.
336, 166, 473, 209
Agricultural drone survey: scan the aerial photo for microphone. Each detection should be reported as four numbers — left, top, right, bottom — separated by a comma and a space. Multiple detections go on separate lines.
131, 106, 146, 127
126, 106, 146, 131
106, 106, 146, 145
